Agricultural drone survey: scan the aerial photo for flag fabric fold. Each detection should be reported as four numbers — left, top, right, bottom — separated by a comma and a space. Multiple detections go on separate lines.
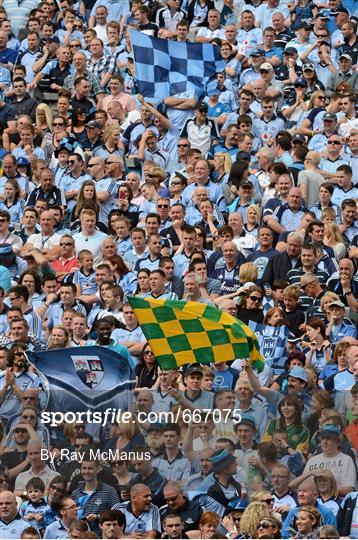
130, 29, 225, 99
27, 346, 135, 413
128, 297, 264, 371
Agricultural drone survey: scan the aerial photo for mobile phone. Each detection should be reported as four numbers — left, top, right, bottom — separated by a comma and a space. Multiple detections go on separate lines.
119, 191, 126, 200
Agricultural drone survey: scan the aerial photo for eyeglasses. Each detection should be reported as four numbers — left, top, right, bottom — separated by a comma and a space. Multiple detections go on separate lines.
259, 522, 275, 529
177, 144, 189, 147
87, 163, 98, 167
14, 428, 27, 433
232, 516, 241, 522
144, 350, 153, 355
14, 351, 25, 357
68, 160, 77, 164
106, 161, 119, 165
53, 122, 65, 126
22, 415, 36, 420
328, 140, 341, 145
301, 281, 315, 290
110, 462, 123, 466
0, 218, 8, 223
196, 233, 203, 237
9, 296, 20, 301
249, 296, 262, 302
157, 204, 168, 209
171, 181, 182, 186
262, 497, 275, 504
165, 494, 180, 503
60, 242, 74, 247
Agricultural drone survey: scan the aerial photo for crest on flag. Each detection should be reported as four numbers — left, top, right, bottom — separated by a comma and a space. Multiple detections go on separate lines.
72, 355, 104, 388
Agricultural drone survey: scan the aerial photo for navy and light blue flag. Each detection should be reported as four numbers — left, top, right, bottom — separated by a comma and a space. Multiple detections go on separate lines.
248, 322, 289, 374
130, 29, 225, 99
27, 346, 135, 414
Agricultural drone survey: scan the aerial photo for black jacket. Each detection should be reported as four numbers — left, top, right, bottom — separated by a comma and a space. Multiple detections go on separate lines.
262, 251, 302, 285
10, 93, 38, 122
337, 492, 358, 536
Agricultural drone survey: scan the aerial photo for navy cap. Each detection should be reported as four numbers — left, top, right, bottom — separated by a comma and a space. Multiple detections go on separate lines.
86, 120, 101, 129
47, 35, 60, 44
314, 13, 330, 19
240, 181, 253, 189
236, 414, 256, 430
301, 20, 313, 29
250, 48, 265, 57
294, 77, 308, 87
292, 134, 306, 143
195, 102, 208, 111
184, 363, 203, 377
146, 422, 164, 432
323, 112, 337, 121
331, 7, 349, 15
284, 46, 298, 55
16, 156, 30, 166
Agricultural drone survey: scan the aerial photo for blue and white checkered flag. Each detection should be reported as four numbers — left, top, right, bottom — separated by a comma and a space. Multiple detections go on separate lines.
130, 29, 225, 99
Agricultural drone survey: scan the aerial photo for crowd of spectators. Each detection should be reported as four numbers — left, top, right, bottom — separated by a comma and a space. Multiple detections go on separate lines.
0, 0, 357, 537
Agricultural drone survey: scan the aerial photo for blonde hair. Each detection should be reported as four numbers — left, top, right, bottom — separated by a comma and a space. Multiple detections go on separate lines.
201, 365, 214, 378
308, 90, 325, 109
36, 103, 53, 131
283, 284, 300, 300
251, 490, 272, 503
298, 506, 321, 528
104, 122, 120, 143
239, 262, 258, 283
246, 204, 261, 223
325, 222, 344, 244
215, 152, 232, 173
320, 291, 340, 313
239, 502, 271, 537
48, 324, 71, 349
314, 470, 338, 498
114, 412, 142, 440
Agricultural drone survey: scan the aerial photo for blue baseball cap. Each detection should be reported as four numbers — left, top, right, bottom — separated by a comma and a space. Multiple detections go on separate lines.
288, 366, 307, 383
321, 424, 341, 439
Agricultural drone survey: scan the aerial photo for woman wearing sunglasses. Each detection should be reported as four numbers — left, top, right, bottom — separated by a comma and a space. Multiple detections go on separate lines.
256, 515, 281, 539
135, 343, 158, 388
236, 285, 264, 325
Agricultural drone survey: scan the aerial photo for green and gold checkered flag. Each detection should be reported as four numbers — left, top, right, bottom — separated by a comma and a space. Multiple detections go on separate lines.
128, 297, 264, 371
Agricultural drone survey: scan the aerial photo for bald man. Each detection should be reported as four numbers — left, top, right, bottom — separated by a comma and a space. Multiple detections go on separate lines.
0, 491, 36, 538
112, 483, 160, 537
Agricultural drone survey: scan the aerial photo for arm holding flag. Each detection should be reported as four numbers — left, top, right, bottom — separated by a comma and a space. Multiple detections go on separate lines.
242, 360, 274, 401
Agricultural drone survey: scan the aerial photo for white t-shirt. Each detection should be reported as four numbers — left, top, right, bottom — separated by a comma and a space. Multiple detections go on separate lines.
304, 451, 357, 488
